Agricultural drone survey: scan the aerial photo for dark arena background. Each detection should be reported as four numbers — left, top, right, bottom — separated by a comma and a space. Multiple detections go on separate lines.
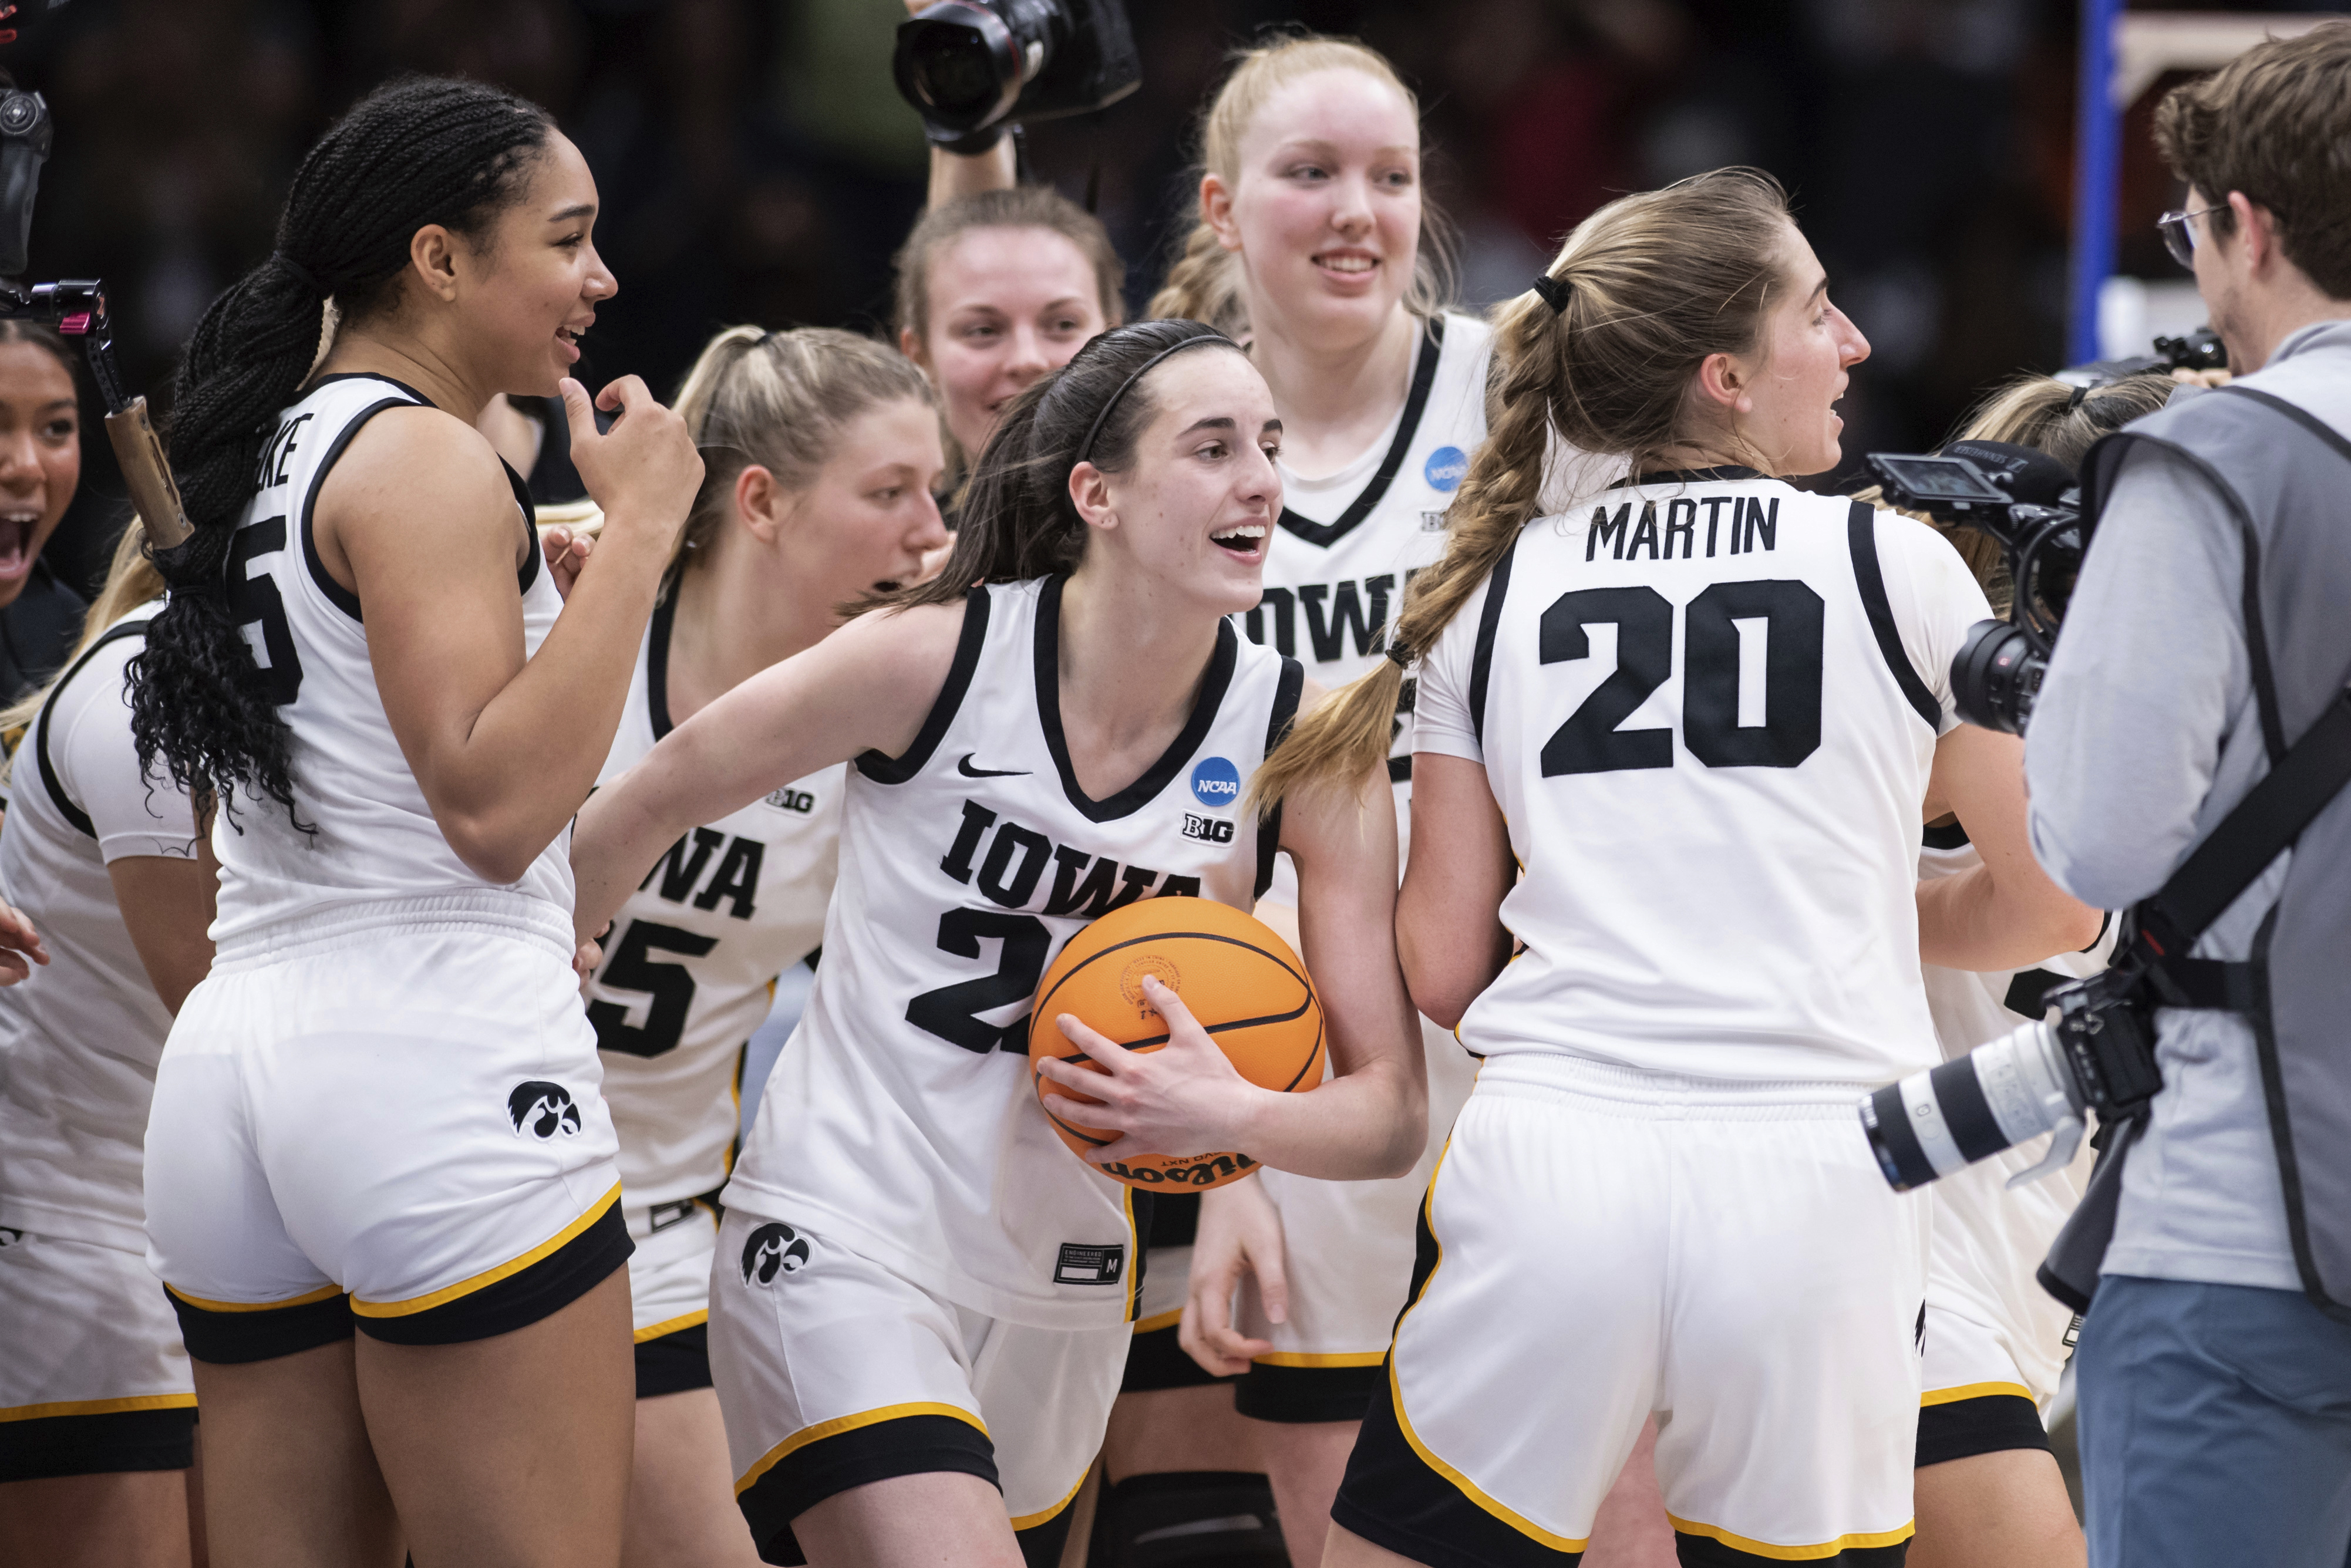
11, 0, 2337, 592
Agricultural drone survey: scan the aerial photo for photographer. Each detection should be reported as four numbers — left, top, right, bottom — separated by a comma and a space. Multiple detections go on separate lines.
2021, 23, 2351, 1567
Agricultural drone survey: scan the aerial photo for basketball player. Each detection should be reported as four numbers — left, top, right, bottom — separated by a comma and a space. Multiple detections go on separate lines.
126, 78, 702, 1567
1899, 372, 2176, 1568
893, 187, 1123, 488
0, 521, 205, 1568
1254, 168, 2102, 1567
569, 319, 1427, 1568
585, 325, 945, 1568
1141, 37, 1493, 1559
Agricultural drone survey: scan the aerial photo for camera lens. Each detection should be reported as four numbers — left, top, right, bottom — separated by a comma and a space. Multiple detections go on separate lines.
1951, 617, 2040, 734
906, 25, 1007, 120
894, 4, 1027, 136
0, 95, 36, 136
1858, 1017, 2079, 1191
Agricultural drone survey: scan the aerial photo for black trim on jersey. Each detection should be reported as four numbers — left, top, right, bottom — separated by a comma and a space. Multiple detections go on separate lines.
355, 1198, 632, 1346
507, 457, 544, 596
0, 1403, 196, 1482
856, 585, 992, 784
33, 618, 152, 838
1238, 1359, 1381, 1423
646, 591, 681, 740
737, 1412, 998, 1566
1922, 820, 1970, 851
1033, 574, 1239, 823
1276, 317, 1446, 550
1618, 464, 1763, 488
1255, 656, 1305, 899
634, 1319, 715, 1398
1466, 536, 1518, 752
1916, 1390, 2052, 1467
1847, 500, 1942, 731
170, 1286, 355, 1365
298, 395, 414, 625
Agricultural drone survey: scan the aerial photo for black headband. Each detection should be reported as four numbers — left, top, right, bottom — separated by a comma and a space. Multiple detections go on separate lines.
1530, 273, 1571, 315
275, 253, 326, 298
1075, 332, 1234, 468
2066, 381, 2090, 409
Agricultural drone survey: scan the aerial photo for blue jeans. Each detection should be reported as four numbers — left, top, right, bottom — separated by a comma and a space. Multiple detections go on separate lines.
2076, 1274, 2351, 1568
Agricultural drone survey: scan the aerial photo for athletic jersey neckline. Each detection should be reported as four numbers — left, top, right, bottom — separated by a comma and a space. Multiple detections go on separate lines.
1275, 316, 1446, 551
1032, 574, 1240, 823
1619, 465, 1764, 488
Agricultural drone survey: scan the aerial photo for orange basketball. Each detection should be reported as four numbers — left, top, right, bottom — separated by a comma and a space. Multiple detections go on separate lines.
1028, 896, 1324, 1191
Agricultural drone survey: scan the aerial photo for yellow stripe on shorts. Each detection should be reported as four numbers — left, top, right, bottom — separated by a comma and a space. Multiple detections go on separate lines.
352, 1183, 621, 1319
1666, 1513, 1916, 1560
735, 1402, 990, 1497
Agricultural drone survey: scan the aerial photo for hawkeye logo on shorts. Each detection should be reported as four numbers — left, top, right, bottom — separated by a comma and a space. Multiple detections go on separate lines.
742, 1222, 811, 1285
507, 1081, 583, 1140
1055, 1242, 1126, 1286
1424, 444, 1468, 492
1190, 757, 1240, 809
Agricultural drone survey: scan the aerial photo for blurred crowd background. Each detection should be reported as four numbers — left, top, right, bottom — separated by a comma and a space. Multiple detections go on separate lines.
10, 0, 2337, 592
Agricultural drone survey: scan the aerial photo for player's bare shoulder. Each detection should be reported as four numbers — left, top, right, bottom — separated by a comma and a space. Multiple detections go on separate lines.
313, 400, 518, 578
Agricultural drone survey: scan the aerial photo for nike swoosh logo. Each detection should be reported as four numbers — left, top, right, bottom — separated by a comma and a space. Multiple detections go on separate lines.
958, 753, 1030, 778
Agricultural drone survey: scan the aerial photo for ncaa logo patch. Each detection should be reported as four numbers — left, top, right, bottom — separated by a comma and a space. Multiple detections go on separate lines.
1190, 756, 1241, 808
1424, 444, 1468, 492
742, 1222, 811, 1285
507, 1081, 582, 1139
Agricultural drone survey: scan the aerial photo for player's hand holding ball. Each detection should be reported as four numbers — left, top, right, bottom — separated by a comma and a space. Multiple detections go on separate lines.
558, 373, 703, 565
1029, 897, 1325, 1187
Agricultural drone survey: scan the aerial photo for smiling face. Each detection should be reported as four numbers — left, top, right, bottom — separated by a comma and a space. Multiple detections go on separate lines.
906, 225, 1109, 458
1210, 67, 1422, 348
446, 132, 617, 398
1716, 225, 1871, 478
1074, 349, 1283, 616
776, 396, 952, 609
0, 341, 79, 606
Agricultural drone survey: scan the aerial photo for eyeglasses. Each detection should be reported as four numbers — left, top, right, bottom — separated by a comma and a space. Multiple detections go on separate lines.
2158, 205, 2225, 269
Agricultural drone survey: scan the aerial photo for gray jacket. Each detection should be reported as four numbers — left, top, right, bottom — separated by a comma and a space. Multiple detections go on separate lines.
2027, 319, 2351, 1303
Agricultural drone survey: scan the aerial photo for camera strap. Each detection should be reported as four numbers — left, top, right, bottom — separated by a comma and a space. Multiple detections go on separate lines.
2132, 683, 2351, 1003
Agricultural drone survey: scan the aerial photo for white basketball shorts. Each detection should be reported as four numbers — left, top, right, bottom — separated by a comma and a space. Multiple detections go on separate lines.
144, 895, 631, 1361
1240, 1016, 1479, 1422
0, 1228, 194, 1481
1333, 1056, 1928, 1567
1917, 1134, 2089, 1466
631, 1195, 722, 1398
710, 1206, 1127, 1566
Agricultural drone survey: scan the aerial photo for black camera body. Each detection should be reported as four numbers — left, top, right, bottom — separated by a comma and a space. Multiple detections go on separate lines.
1864, 440, 2085, 734
894, 0, 1139, 153
0, 86, 52, 277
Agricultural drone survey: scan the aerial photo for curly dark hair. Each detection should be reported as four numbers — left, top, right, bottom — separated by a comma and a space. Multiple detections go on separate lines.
127, 76, 554, 825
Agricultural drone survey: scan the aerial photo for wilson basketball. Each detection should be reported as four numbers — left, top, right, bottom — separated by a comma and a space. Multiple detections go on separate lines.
1028, 896, 1324, 1191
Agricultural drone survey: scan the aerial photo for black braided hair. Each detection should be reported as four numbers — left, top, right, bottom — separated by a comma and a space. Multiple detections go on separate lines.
127, 76, 554, 825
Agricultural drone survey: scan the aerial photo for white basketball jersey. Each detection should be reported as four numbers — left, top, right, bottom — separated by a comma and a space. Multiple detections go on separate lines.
1414, 471, 1992, 1084
722, 577, 1303, 1329
0, 605, 196, 1250
210, 373, 571, 947
589, 596, 843, 1232
1247, 313, 1491, 888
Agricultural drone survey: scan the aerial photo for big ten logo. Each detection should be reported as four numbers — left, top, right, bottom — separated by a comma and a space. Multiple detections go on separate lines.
939, 800, 1203, 916
1182, 812, 1235, 844
765, 787, 816, 814
1190, 756, 1241, 809
639, 828, 763, 920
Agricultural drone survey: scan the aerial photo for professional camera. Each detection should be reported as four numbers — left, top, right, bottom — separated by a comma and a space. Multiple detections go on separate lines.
1864, 440, 2084, 734
894, 0, 1139, 153
1858, 962, 2162, 1193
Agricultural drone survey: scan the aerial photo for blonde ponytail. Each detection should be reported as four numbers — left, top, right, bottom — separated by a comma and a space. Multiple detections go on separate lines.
1147, 221, 1246, 338
1255, 167, 1801, 807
